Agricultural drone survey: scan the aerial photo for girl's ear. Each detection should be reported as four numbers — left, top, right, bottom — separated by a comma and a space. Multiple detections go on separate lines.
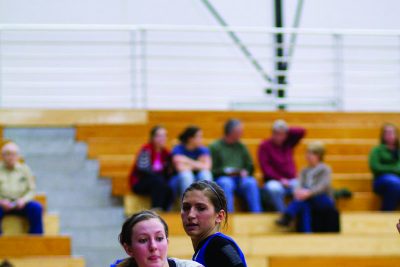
122, 243, 134, 258
215, 209, 226, 224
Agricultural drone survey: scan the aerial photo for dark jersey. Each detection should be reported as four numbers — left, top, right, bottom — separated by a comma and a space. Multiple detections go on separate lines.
193, 232, 246, 267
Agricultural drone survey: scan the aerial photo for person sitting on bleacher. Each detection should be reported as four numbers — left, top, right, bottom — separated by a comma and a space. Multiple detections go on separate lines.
369, 123, 400, 211
0, 142, 43, 234
259, 120, 306, 212
129, 126, 174, 211
170, 126, 212, 197
209, 119, 262, 213
276, 141, 336, 233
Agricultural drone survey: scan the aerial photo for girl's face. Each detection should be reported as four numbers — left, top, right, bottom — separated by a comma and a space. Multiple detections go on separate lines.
189, 130, 203, 148
306, 151, 320, 166
181, 190, 224, 240
153, 128, 168, 148
123, 218, 169, 267
383, 126, 398, 146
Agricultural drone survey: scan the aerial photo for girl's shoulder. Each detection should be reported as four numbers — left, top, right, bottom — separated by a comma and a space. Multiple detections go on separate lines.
170, 258, 204, 267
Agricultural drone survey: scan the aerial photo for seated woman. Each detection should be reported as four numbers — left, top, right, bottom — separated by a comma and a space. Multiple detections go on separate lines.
170, 126, 212, 196
276, 141, 335, 233
369, 123, 400, 211
111, 210, 203, 267
129, 126, 173, 211
181, 181, 247, 267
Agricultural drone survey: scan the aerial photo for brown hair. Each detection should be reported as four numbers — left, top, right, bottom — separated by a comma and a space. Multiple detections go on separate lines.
380, 123, 399, 147
182, 181, 228, 227
119, 210, 169, 247
178, 126, 201, 145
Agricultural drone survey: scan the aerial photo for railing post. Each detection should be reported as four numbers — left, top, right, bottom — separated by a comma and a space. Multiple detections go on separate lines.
0, 31, 2, 108
333, 34, 344, 111
139, 29, 148, 110
130, 30, 137, 108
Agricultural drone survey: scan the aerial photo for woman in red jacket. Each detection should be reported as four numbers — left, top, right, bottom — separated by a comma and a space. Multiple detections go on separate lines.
129, 126, 173, 211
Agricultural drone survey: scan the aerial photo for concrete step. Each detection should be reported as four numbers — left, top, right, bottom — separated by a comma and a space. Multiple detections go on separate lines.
17, 142, 87, 157
64, 226, 122, 248
4, 128, 76, 139
60, 207, 124, 228
45, 187, 116, 209
24, 156, 96, 171
28, 160, 99, 176
36, 175, 109, 191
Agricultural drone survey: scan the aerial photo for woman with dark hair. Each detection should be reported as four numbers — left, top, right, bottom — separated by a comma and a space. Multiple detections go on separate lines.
111, 210, 202, 267
170, 126, 212, 197
369, 123, 400, 211
129, 126, 173, 211
181, 181, 247, 267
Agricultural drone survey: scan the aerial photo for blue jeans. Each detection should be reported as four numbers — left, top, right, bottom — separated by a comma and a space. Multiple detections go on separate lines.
169, 170, 212, 197
285, 194, 335, 233
374, 173, 400, 211
216, 176, 262, 213
0, 201, 43, 234
263, 179, 298, 212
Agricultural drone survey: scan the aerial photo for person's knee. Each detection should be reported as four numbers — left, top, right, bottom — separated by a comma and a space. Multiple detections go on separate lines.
217, 177, 234, 191
26, 201, 43, 214
242, 177, 258, 189
197, 170, 212, 181
264, 180, 284, 194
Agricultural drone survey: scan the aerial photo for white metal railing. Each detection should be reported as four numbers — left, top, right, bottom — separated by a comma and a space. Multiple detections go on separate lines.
0, 24, 399, 111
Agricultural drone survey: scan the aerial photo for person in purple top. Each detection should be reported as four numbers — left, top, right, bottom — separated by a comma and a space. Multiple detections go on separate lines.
170, 126, 212, 197
258, 120, 306, 212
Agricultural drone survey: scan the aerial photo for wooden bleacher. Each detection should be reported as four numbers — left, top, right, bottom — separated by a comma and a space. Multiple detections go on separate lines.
75, 111, 395, 214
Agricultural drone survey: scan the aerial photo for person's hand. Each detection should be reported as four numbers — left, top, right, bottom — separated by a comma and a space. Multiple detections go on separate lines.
294, 189, 312, 201
397, 219, 400, 234
240, 169, 249, 178
15, 199, 26, 210
281, 178, 290, 187
0, 199, 14, 211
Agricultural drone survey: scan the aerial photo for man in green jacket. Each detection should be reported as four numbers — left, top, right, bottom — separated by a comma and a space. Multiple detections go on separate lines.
209, 119, 262, 213
0, 142, 43, 234
369, 123, 400, 211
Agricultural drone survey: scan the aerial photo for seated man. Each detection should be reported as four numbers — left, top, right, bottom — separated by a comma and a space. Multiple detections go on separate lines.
210, 119, 262, 213
258, 120, 306, 212
0, 142, 43, 234
276, 141, 336, 233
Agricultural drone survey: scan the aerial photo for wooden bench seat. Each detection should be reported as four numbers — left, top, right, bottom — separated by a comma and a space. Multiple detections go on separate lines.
124, 190, 383, 214
0, 257, 85, 267
167, 234, 400, 258
86, 137, 376, 157
267, 256, 400, 267
0, 236, 71, 257
3, 213, 60, 236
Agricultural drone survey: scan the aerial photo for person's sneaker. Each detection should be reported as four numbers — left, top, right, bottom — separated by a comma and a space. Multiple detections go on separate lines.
275, 213, 292, 227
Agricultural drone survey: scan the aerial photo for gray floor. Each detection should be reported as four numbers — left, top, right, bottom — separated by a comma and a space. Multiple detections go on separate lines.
4, 128, 127, 267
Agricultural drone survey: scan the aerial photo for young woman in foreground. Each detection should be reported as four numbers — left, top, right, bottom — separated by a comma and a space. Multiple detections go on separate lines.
111, 210, 202, 267
181, 181, 247, 267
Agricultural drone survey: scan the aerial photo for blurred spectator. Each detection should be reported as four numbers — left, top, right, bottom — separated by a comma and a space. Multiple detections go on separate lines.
259, 120, 306, 212
129, 126, 173, 211
276, 141, 336, 233
0, 142, 43, 234
170, 126, 212, 197
209, 119, 262, 213
369, 123, 400, 211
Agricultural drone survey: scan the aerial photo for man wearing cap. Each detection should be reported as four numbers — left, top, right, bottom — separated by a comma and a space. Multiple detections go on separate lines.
258, 120, 306, 212
0, 142, 43, 234
209, 119, 262, 213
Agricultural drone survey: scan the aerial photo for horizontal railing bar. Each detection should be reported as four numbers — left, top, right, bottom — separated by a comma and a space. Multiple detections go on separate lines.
1, 24, 400, 36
